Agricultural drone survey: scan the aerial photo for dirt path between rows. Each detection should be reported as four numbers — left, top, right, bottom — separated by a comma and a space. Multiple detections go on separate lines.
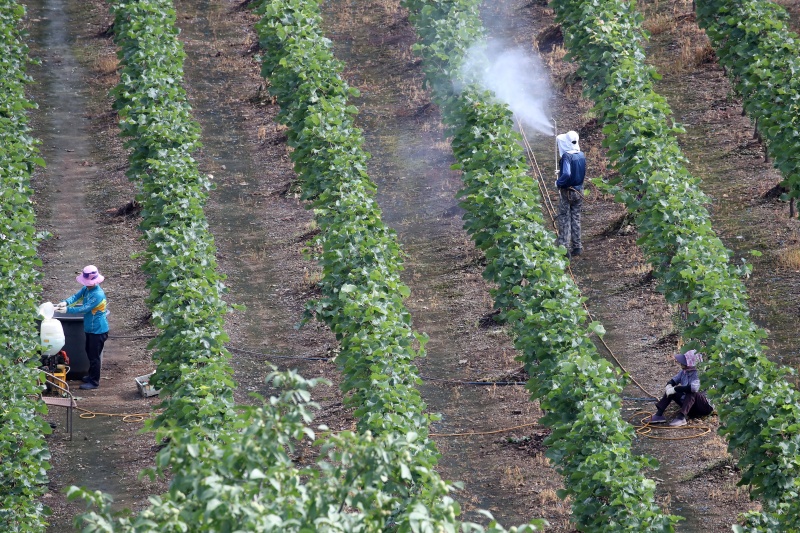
27, 0, 800, 531
27, 0, 164, 527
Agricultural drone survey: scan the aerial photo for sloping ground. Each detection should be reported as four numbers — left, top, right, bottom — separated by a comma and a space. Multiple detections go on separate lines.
782, 0, 800, 32
544, 0, 800, 529
27, 0, 800, 531
318, 0, 570, 526
27, 0, 165, 527
474, 1, 761, 530
640, 0, 800, 369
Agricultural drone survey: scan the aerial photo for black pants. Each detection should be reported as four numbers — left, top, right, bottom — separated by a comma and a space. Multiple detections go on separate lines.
85, 332, 108, 386
655, 391, 713, 419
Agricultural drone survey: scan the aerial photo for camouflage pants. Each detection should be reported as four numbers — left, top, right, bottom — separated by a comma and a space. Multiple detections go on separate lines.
555, 188, 582, 252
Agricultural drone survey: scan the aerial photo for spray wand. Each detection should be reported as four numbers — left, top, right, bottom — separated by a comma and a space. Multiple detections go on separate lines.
553, 120, 559, 179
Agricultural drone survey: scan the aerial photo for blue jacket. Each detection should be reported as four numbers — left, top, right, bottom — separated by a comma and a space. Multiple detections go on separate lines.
65, 285, 109, 334
556, 151, 586, 190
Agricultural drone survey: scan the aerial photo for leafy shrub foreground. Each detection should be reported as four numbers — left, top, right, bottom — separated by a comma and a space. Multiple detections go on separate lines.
73, 370, 528, 533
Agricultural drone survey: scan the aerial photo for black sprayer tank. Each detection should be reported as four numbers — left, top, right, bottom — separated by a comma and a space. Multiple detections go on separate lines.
55, 314, 91, 379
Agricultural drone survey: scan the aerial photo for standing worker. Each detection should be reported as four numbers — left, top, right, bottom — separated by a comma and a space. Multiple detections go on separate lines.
555, 130, 586, 257
54, 265, 109, 390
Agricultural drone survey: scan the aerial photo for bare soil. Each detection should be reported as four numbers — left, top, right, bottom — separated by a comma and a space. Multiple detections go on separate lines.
26, 0, 800, 532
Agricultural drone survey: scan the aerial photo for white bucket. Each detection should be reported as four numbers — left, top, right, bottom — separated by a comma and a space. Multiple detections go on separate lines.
39, 302, 65, 356
38, 301, 55, 319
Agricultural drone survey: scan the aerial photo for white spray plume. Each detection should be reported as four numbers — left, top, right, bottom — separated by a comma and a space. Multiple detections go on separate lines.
461, 41, 554, 135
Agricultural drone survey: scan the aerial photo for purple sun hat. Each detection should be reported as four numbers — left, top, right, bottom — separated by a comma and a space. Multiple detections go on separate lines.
77, 265, 105, 286
674, 349, 703, 368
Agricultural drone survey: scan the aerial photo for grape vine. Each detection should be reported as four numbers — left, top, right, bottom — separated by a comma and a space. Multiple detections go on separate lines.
0, 2, 51, 531
551, 0, 800, 528
696, 0, 800, 207
402, 0, 678, 530
70, 0, 543, 530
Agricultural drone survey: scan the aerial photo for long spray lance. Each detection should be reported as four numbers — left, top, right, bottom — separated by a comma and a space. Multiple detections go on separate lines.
553, 120, 558, 178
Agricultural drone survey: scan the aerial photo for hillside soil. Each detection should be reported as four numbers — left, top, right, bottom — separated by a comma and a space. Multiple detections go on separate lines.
27, 0, 799, 532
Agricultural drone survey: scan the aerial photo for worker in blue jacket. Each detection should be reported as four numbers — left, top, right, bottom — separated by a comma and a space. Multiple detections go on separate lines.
54, 265, 109, 390
555, 130, 586, 257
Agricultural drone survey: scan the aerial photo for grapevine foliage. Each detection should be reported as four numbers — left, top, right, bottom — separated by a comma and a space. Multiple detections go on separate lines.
252, 0, 545, 528
402, 0, 679, 531
0, 2, 51, 532
109, 0, 237, 435
72, 369, 531, 533
70, 0, 545, 531
253, 0, 436, 458
551, 0, 800, 528
696, 0, 800, 203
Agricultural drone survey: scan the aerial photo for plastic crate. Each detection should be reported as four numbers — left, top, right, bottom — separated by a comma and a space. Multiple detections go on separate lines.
135, 372, 159, 398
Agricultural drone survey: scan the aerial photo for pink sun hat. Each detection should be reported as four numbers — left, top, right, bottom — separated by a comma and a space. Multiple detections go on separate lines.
77, 265, 105, 286
674, 349, 703, 368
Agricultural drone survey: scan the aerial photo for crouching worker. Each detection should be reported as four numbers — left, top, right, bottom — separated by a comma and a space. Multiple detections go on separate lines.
649, 349, 714, 427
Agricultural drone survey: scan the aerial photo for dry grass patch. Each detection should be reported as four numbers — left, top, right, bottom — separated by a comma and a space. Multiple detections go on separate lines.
678, 34, 715, 70
545, 44, 568, 70
623, 263, 650, 277
585, 144, 610, 179
530, 452, 551, 468
501, 465, 526, 490
699, 435, 729, 462
777, 247, 800, 271
644, 13, 676, 36
96, 54, 118, 75
301, 267, 322, 290
537, 487, 559, 504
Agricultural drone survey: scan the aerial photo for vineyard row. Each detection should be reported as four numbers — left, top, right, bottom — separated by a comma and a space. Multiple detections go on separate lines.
552, 0, 800, 529
74, 0, 538, 530
110, 0, 237, 434
402, 0, 679, 530
696, 0, 800, 207
253, 0, 542, 528
0, 2, 51, 532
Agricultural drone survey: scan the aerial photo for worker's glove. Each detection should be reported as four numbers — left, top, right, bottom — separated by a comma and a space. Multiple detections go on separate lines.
665, 384, 676, 397
54, 301, 67, 313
